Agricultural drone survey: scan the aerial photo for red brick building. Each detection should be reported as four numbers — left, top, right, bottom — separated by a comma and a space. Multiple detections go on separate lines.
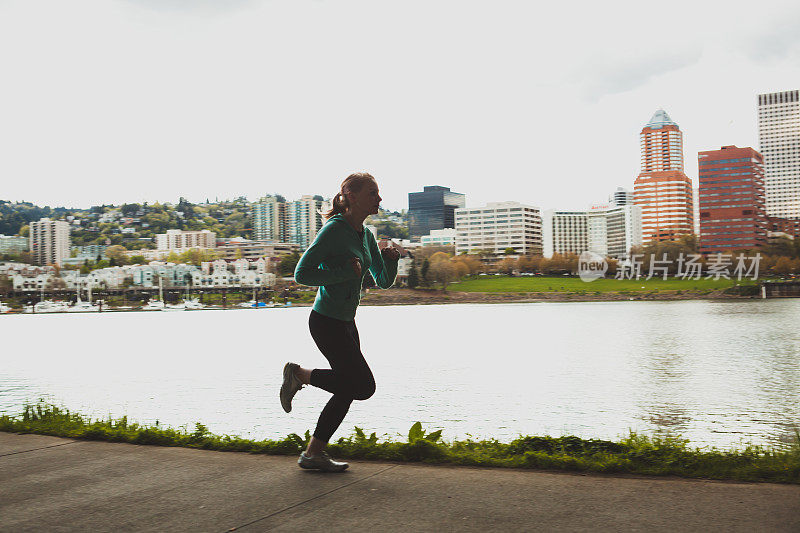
697, 145, 767, 254
633, 110, 694, 243
766, 216, 800, 238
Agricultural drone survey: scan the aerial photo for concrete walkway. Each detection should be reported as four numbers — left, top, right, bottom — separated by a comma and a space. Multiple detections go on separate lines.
1, 432, 798, 532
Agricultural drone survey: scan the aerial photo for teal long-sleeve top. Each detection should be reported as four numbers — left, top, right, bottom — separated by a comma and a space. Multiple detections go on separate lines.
294, 214, 399, 321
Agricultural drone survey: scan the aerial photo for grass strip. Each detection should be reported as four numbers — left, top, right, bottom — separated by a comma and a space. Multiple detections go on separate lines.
2, 402, 798, 484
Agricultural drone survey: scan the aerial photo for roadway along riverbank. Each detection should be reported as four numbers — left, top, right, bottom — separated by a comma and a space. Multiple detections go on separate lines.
2, 432, 798, 532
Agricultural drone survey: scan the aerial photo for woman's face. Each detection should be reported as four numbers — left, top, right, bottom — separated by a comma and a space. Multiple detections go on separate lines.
348, 180, 382, 216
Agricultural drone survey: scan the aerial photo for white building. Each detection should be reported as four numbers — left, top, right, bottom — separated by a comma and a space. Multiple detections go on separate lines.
543, 205, 642, 259
124, 249, 172, 261
193, 258, 276, 287
215, 239, 299, 261
541, 211, 588, 258
85, 267, 130, 289
421, 228, 456, 247
155, 229, 216, 250
455, 202, 542, 256
12, 273, 52, 291
758, 89, 800, 219
586, 204, 642, 259
30, 218, 70, 266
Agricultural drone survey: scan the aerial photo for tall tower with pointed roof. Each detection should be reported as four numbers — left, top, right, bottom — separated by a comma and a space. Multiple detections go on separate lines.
633, 109, 694, 243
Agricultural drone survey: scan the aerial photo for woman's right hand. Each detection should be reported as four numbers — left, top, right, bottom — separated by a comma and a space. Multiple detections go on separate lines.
349, 257, 362, 277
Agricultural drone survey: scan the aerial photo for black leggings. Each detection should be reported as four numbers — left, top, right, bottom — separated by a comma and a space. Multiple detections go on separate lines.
308, 310, 376, 443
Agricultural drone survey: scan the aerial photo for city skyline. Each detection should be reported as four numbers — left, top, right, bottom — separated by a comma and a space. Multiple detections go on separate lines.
1, 2, 800, 212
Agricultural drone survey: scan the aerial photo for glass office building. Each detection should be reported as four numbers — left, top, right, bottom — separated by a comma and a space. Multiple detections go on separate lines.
407, 186, 465, 238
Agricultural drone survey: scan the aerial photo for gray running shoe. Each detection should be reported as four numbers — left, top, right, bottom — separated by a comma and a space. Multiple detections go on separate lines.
298, 451, 349, 472
280, 362, 303, 413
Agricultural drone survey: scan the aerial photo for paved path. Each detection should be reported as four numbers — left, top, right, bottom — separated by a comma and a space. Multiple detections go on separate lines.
1, 432, 798, 532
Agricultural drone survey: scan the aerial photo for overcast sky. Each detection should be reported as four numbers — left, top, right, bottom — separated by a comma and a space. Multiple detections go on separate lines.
1, 0, 799, 212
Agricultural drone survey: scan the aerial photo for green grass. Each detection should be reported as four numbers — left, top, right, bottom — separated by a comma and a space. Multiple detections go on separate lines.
448, 276, 758, 293
2, 402, 797, 484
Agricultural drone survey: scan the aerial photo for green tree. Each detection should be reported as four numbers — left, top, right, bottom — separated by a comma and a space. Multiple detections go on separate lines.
105, 245, 130, 266
420, 258, 430, 286
120, 203, 141, 216
279, 251, 301, 276
407, 260, 419, 288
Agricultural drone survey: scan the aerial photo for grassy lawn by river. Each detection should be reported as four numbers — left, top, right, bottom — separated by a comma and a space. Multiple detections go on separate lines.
447, 276, 758, 293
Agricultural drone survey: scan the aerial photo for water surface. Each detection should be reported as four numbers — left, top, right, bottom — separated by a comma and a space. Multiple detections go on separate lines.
1, 300, 799, 449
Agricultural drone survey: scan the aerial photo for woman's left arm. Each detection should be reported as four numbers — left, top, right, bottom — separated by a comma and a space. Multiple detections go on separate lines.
367, 235, 399, 289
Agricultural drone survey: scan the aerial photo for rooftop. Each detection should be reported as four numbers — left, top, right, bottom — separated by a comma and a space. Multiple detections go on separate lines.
645, 109, 678, 129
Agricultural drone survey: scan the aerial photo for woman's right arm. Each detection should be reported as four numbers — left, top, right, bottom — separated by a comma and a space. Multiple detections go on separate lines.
294, 225, 357, 287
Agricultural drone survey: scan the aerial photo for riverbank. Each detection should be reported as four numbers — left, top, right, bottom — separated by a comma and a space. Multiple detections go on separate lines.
5, 276, 794, 314
2, 403, 798, 484
359, 287, 758, 306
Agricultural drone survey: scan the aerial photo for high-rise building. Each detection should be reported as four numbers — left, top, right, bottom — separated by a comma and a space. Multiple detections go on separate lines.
633, 109, 694, 242
587, 204, 643, 259
758, 89, 800, 219
252, 195, 287, 242
697, 145, 767, 254
408, 186, 465, 238
542, 205, 642, 259
455, 202, 542, 255
287, 195, 330, 250
609, 187, 633, 206
29, 218, 70, 266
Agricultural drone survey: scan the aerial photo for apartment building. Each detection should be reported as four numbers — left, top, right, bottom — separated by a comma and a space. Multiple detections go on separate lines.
455, 202, 542, 255
155, 229, 216, 250
758, 89, 800, 219
252, 194, 287, 241
286, 195, 330, 250
29, 218, 70, 266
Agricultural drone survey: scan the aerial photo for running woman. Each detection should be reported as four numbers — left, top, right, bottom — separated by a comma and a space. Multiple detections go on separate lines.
280, 172, 401, 472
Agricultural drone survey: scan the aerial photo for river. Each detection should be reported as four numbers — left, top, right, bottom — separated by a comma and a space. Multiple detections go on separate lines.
1, 300, 799, 449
